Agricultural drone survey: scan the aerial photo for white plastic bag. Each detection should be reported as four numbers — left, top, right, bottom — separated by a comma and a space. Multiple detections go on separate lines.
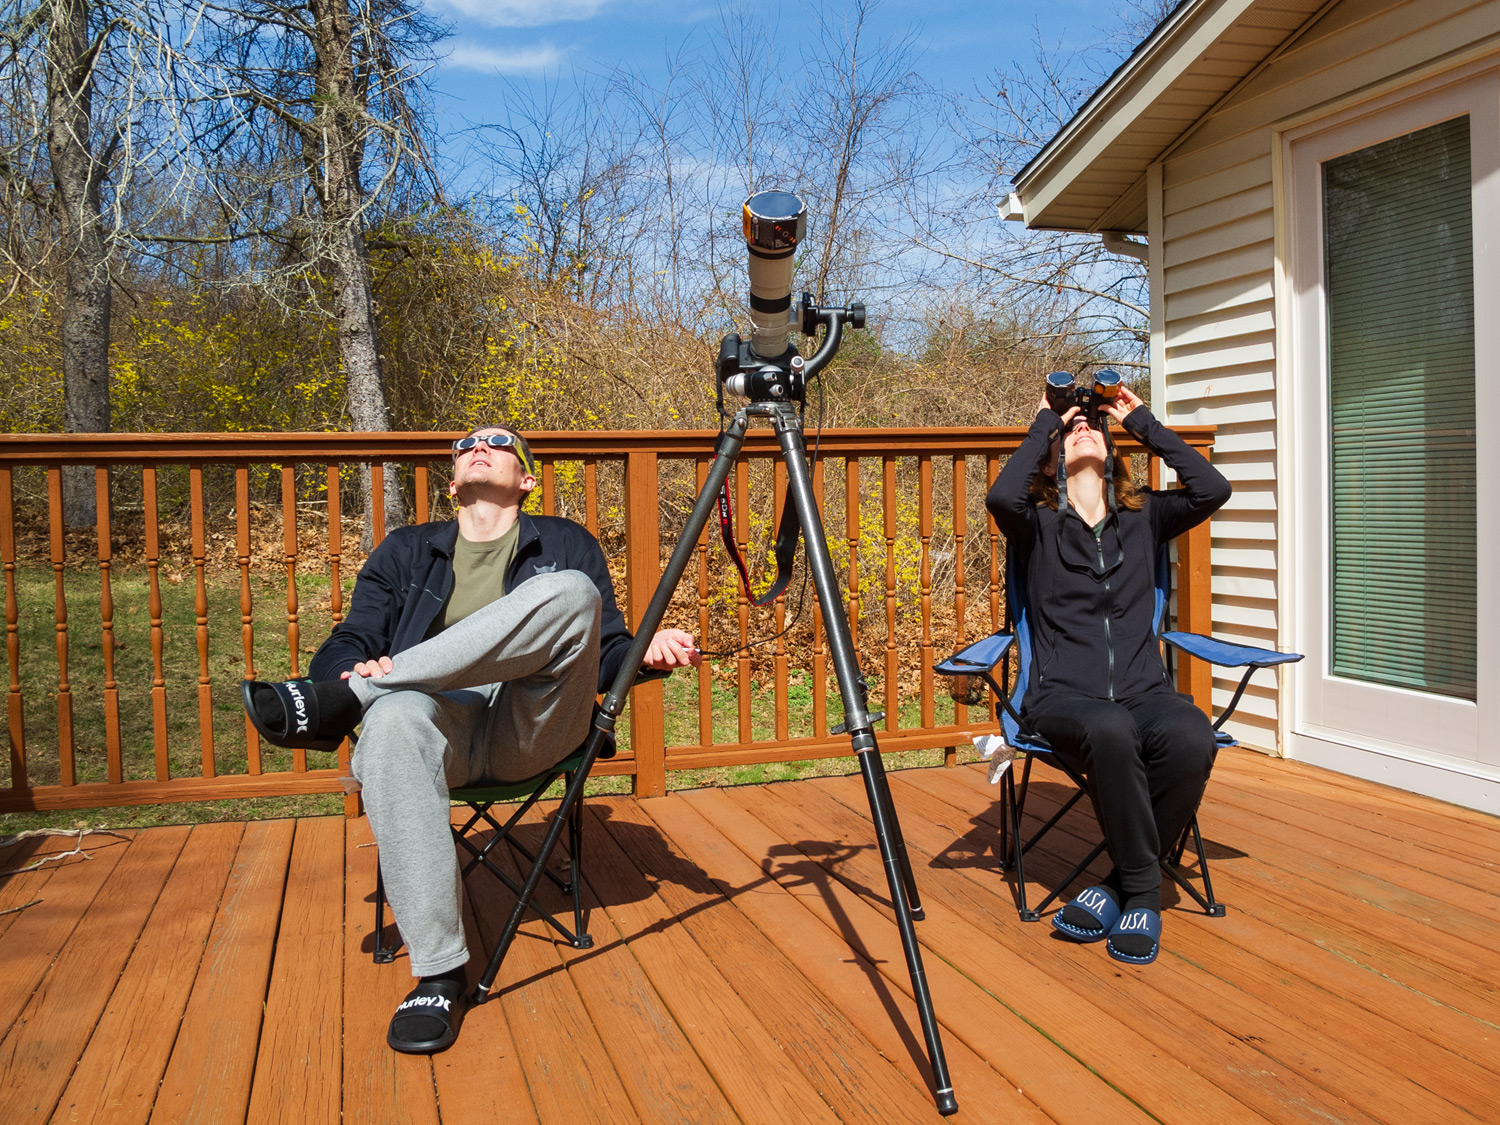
972, 733, 1016, 784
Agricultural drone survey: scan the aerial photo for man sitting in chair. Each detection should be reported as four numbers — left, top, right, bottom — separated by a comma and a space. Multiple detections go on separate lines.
242, 424, 699, 1053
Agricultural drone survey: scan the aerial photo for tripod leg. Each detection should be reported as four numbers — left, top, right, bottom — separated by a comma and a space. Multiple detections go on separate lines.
774, 406, 957, 1115
864, 749, 925, 919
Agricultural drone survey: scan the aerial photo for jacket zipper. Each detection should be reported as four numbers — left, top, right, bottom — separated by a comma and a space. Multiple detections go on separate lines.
1097, 536, 1115, 700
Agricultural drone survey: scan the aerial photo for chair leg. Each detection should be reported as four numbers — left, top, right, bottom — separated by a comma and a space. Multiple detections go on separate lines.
565, 773, 592, 948
1160, 818, 1226, 917
473, 756, 598, 1005
373, 857, 398, 964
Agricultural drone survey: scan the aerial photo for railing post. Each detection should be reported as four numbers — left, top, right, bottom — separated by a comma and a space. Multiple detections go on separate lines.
1177, 515, 1214, 717
625, 449, 666, 797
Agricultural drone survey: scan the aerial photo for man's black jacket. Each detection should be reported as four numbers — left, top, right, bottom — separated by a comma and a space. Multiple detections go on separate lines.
307, 513, 632, 693
986, 406, 1231, 709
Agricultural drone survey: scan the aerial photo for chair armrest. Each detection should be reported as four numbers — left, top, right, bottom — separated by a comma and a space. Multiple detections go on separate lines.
633, 667, 673, 685
934, 633, 1015, 675
1161, 632, 1303, 669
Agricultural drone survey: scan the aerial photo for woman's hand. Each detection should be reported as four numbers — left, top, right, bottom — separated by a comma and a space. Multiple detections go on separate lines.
1037, 391, 1080, 427
1102, 384, 1145, 425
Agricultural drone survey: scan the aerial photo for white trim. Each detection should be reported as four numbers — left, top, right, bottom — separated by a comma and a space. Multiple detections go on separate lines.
1148, 161, 1167, 410
1289, 731, 1500, 815
1282, 68, 1500, 785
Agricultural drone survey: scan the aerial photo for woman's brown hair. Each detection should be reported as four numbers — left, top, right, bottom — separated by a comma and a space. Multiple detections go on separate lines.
1029, 451, 1146, 512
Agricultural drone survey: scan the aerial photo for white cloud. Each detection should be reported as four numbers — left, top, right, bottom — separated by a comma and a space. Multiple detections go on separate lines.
428, 0, 610, 28
445, 41, 566, 73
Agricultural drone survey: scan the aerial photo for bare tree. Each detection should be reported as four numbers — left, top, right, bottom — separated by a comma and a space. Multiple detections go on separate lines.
193, 0, 446, 538
1, 0, 205, 524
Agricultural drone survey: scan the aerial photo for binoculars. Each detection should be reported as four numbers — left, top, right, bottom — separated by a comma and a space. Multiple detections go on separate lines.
1045, 369, 1122, 428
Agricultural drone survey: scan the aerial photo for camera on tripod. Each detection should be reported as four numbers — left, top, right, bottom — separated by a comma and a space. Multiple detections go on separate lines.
1044, 369, 1123, 429
716, 190, 865, 408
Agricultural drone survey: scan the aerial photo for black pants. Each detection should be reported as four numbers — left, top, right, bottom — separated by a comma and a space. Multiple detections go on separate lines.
1024, 689, 1215, 896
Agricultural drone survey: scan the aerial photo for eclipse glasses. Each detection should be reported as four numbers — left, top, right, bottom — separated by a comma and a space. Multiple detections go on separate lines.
451, 432, 535, 474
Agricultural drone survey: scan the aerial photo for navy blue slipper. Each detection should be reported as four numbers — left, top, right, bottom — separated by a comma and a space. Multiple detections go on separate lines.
1052, 885, 1121, 943
1106, 906, 1162, 965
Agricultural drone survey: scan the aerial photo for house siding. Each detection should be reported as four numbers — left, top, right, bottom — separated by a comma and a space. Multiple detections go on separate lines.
1152, 0, 1500, 750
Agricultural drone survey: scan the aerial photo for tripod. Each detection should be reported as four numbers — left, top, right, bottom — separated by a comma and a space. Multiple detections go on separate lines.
474, 315, 958, 1116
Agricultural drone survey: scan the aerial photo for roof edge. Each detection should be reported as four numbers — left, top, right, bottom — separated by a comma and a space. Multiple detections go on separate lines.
1012, 0, 1237, 194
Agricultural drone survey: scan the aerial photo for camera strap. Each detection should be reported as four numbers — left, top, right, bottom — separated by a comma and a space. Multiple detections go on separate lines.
716, 467, 801, 607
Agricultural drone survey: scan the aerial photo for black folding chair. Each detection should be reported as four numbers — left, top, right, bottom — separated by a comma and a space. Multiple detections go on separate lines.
936, 545, 1301, 922
370, 672, 666, 1002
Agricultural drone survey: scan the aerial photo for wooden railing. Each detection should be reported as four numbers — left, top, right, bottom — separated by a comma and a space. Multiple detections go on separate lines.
0, 426, 1215, 815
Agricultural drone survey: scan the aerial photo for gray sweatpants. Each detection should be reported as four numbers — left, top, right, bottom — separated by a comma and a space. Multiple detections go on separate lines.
348, 570, 602, 977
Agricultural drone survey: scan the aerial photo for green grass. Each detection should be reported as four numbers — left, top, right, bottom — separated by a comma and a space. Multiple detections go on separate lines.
1, 562, 981, 834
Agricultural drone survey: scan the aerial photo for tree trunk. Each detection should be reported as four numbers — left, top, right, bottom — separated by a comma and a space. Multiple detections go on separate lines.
47, 0, 112, 528
311, 0, 402, 544
330, 217, 402, 543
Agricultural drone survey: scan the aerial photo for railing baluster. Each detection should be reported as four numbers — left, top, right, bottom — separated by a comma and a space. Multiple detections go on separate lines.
414, 464, 430, 524
327, 465, 343, 626
584, 461, 599, 536
237, 467, 260, 775
735, 459, 751, 745
695, 458, 713, 748
48, 467, 74, 786
919, 455, 933, 730
143, 466, 168, 781
541, 460, 555, 516
96, 468, 122, 784
883, 455, 898, 732
987, 455, 1001, 631
812, 458, 827, 738
190, 465, 215, 778
951, 456, 968, 755
773, 458, 789, 742
283, 466, 305, 774
845, 457, 860, 649
371, 462, 387, 544
1, 466, 25, 789
327, 462, 355, 814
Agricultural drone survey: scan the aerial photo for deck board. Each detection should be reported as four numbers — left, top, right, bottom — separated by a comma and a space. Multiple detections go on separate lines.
1, 750, 1497, 1123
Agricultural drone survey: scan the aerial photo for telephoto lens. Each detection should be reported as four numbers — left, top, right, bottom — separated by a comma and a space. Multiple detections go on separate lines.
743, 190, 807, 360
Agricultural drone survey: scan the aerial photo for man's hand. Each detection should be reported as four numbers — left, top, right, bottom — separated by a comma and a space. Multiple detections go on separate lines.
643, 629, 701, 670
1102, 385, 1145, 425
343, 655, 394, 680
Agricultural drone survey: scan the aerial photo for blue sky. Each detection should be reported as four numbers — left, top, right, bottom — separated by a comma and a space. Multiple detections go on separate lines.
419, 0, 1134, 134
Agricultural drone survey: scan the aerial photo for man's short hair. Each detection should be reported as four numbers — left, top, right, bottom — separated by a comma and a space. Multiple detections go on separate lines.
458, 423, 537, 478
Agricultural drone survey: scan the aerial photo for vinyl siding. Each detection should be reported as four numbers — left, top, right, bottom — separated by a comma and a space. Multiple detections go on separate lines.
1153, 0, 1500, 751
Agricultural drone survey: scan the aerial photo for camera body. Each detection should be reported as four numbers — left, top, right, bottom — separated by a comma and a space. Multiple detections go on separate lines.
1044, 369, 1122, 428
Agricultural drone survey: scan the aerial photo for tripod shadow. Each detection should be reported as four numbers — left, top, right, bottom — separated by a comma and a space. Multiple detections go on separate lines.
757, 838, 937, 1084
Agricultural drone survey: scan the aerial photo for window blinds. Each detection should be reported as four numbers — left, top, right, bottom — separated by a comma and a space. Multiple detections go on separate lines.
1323, 115, 1475, 700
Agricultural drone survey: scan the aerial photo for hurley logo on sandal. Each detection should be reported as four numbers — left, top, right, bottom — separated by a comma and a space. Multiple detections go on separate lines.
397, 995, 451, 1013
286, 682, 311, 734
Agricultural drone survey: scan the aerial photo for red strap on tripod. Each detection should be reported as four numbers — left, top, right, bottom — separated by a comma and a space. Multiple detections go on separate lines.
716, 458, 801, 607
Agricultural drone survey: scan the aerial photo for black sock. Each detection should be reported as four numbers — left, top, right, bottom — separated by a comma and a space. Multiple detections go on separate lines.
1059, 882, 1119, 934
1110, 886, 1162, 958
313, 679, 362, 733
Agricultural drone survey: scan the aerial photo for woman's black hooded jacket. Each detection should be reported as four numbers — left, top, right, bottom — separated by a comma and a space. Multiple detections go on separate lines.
985, 406, 1231, 711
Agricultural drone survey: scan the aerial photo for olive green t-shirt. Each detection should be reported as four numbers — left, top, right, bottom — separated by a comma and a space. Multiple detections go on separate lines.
437, 522, 521, 632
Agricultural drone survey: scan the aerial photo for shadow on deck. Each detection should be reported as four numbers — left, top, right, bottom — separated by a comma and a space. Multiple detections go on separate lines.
2, 749, 1497, 1123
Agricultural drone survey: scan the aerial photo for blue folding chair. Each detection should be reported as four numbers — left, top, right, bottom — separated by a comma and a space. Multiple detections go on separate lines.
936, 545, 1302, 922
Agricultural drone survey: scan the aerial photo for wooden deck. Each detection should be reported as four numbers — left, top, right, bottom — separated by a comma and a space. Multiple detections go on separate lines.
2, 748, 1497, 1124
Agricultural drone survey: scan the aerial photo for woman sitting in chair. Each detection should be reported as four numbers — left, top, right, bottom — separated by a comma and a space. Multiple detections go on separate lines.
986, 381, 1231, 964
